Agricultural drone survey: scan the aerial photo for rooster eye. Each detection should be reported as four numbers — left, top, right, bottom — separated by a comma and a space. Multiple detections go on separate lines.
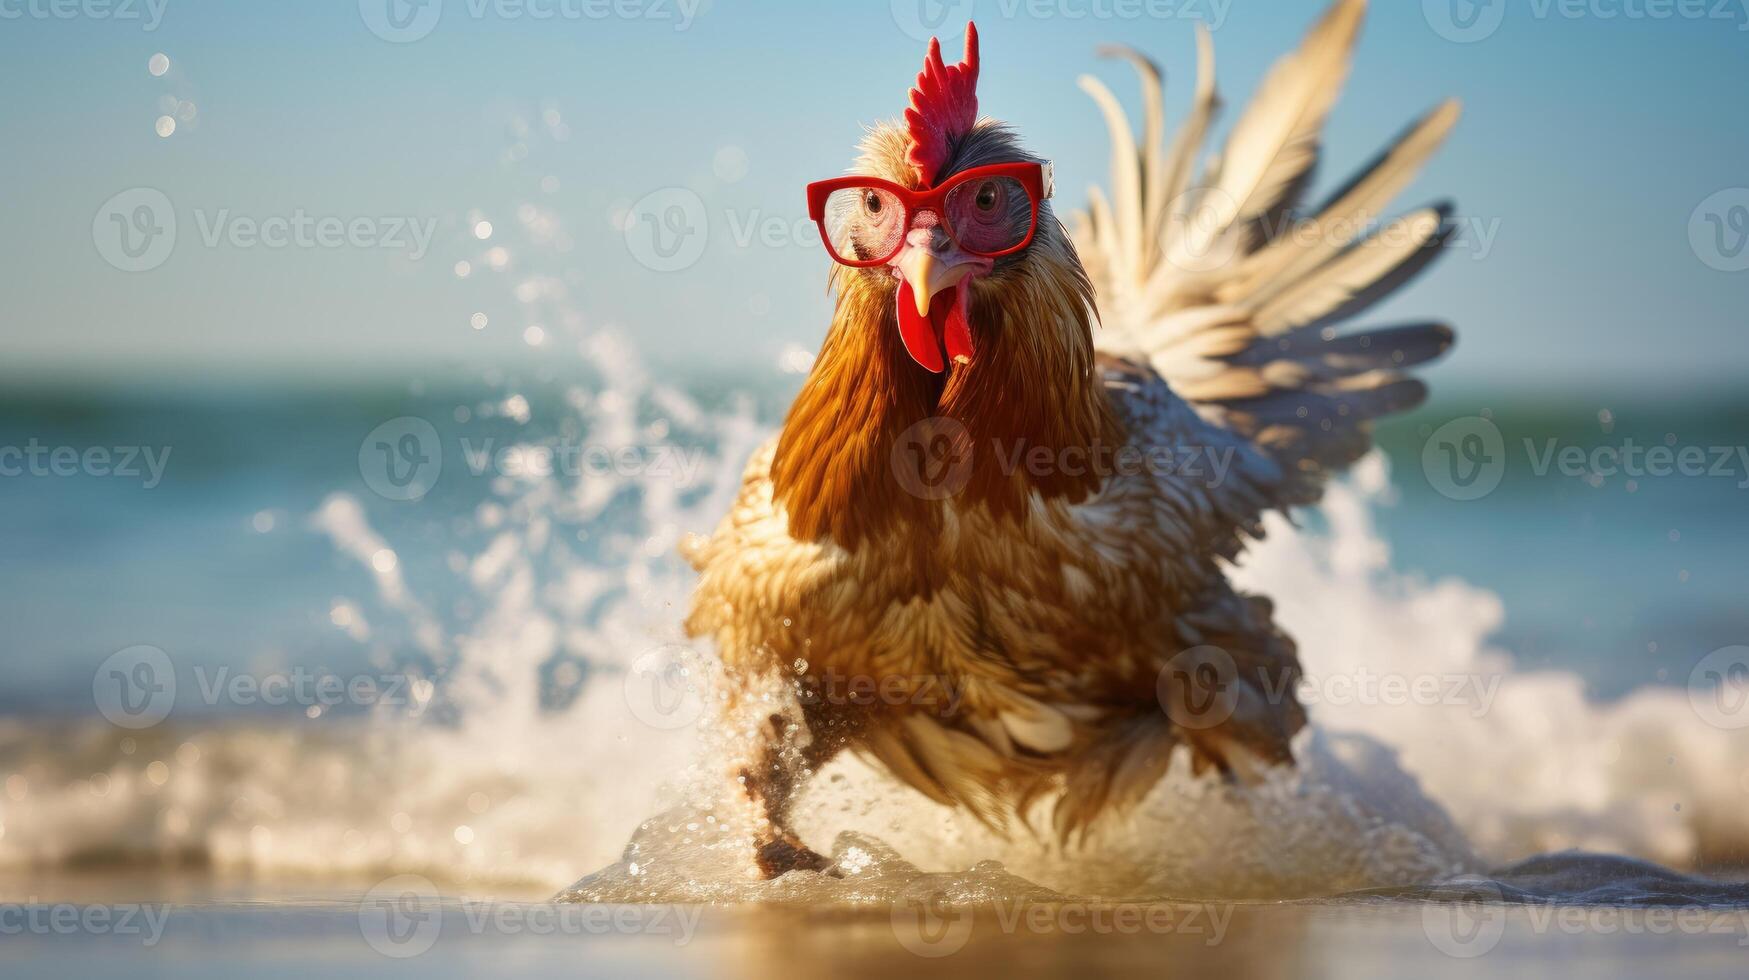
974, 182, 999, 212
863, 191, 883, 215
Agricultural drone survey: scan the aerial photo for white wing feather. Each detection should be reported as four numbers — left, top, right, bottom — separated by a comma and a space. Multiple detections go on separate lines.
1073, 0, 1460, 503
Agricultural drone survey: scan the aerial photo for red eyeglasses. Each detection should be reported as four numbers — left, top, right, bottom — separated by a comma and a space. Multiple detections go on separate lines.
806, 161, 1052, 267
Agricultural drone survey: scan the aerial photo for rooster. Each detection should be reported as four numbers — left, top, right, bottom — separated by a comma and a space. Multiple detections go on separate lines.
683, 0, 1460, 877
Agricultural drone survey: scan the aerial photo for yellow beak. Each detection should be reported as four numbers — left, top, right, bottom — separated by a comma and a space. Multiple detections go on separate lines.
897, 247, 980, 316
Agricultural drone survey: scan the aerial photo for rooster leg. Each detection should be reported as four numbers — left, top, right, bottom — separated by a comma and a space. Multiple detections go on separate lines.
742, 702, 852, 879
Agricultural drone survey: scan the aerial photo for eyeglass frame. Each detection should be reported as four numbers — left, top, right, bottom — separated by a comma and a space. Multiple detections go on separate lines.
804, 161, 1054, 267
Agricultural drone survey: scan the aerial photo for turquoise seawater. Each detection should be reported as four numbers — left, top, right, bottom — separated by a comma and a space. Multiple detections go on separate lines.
3, 377, 1743, 714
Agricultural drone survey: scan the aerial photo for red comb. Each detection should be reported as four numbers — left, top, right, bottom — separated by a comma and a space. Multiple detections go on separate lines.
904, 22, 980, 189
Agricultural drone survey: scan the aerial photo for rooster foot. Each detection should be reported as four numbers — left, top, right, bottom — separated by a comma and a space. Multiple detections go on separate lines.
755, 833, 836, 880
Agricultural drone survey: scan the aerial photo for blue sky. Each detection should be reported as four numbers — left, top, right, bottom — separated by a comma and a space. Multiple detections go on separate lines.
2, 0, 1746, 389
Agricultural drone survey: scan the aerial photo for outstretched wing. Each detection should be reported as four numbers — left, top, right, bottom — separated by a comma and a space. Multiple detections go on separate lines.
1071, 0, 1459, 505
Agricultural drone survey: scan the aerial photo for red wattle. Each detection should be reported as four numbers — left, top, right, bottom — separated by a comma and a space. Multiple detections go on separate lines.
943, 278, 975, 366
896, 280, 946, 374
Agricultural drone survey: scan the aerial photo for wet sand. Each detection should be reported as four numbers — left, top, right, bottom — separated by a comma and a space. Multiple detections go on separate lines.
5, 874, 1747, 979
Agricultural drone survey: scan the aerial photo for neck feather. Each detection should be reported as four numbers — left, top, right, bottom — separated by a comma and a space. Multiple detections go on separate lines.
772, 259, 1120, 549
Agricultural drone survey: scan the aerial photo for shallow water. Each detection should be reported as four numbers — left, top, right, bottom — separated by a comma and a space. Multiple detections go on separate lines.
4, 870, 1748, 980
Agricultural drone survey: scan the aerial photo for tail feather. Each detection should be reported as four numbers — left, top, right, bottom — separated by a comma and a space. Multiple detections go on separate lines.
1072, 0, 1458, 508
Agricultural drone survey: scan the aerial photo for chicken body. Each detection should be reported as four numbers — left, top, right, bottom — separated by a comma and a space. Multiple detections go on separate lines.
685, 359, 1304, 847
684, 0, 1456, 875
